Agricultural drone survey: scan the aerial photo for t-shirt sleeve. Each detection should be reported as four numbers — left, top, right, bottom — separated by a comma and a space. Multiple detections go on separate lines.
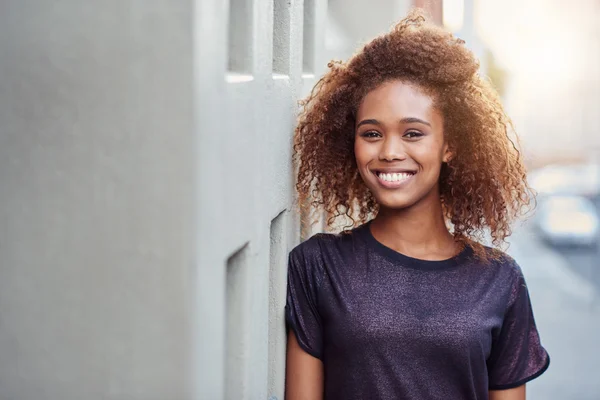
487, 263, 550, 390
284, 239, 324, 359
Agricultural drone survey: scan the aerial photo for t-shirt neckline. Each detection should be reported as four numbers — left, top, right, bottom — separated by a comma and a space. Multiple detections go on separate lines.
358, 220, 473, 270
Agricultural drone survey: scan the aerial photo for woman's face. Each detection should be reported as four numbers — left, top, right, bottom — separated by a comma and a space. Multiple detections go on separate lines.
354, 80, 451, 211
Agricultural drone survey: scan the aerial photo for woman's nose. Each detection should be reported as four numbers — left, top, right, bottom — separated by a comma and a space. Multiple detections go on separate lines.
379, 136, 407, 162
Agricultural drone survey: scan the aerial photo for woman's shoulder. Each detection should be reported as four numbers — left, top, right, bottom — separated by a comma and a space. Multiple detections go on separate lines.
475, 244, 525, 283
289, 226, 363, 269
286, 233, 344, 286
290, 229, 354, 257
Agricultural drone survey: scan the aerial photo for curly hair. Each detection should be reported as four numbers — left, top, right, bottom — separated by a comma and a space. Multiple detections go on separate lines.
293, 9, 533, 255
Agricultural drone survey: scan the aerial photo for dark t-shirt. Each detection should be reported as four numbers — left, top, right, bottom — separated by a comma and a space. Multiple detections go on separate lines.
285, 220, 549, 400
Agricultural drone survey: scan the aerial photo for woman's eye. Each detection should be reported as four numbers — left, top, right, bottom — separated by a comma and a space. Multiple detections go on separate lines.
360, 131, 380, 138
404, 131, 423, 139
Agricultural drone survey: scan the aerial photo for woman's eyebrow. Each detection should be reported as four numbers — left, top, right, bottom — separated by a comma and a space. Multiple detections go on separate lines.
356, 117, 431, 129
399, 117, 431, 127
356, 119, 380, 129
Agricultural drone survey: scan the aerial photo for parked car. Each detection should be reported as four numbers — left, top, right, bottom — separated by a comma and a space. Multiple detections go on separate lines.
535, 195, 599, 248
529, 163, 600, 200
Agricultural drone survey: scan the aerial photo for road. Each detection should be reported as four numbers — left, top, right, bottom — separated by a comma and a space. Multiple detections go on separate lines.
558, 246, 600, 291
508, 222, 600, 400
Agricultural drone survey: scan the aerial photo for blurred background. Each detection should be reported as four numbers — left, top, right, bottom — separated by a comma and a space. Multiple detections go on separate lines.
0, 0, 598, 399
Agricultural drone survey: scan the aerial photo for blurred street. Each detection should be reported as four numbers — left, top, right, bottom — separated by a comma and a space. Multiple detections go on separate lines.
508, 219, 600, 400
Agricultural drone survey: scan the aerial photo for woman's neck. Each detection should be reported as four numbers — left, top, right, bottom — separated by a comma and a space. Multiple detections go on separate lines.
370, 196, 459, 261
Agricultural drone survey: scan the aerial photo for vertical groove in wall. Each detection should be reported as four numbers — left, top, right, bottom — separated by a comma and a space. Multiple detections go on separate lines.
228, 0, 254, 74
302, 0, 316, 74
267, 210, 287, 398
272, 0, 291, 75
225, 243, 250, 400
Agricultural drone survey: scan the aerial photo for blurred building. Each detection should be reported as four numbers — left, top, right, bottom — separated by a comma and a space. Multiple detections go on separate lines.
477, 0, 600, 168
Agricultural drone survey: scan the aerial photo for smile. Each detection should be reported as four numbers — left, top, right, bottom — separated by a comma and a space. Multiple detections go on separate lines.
374, 171, 415, 188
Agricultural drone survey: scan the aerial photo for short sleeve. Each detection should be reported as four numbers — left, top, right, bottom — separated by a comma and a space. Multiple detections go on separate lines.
487, 266, 550, 390
284, 240, 324, 359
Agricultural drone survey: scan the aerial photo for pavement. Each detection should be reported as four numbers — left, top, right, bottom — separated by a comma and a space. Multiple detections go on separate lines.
508, 222, 600, 400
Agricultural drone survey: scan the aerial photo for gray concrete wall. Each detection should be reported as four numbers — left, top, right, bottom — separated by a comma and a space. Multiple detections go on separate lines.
326, 0, 412, 61
195, 0, 327, 398
0, 0, 327, 399
0, 1, 194, 399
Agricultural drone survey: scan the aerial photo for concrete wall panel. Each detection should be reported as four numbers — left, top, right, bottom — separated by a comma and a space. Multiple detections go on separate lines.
0, 0, 331, 398
195, 0, 327, 399
0, 1, 194, 399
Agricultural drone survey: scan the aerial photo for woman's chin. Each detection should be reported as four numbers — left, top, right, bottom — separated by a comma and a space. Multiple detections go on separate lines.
374, 195, 417, 211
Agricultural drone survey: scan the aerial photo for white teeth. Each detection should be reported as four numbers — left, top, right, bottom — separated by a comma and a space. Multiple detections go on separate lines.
379, 172, 413, 182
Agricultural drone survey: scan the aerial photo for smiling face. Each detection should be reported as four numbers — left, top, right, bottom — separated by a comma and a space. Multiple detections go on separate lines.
354, 80, 451, 211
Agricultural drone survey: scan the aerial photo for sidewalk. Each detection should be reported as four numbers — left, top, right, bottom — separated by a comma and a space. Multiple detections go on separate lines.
508, 226, 600, 400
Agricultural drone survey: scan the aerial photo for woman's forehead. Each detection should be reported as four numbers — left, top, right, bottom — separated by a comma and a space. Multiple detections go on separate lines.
356, 81, 441, 123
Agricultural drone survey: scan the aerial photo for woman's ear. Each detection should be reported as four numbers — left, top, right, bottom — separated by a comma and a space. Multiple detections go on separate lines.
443, 146, 453, 163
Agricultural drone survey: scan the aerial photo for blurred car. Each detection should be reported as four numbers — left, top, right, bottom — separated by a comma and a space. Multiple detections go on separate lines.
529, 163, 600, 200
535, 195, 600, 248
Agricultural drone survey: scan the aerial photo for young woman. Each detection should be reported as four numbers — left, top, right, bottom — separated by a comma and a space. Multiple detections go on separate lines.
284, 10, 550, 400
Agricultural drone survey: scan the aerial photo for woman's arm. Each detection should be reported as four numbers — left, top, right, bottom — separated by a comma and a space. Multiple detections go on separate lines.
489, 385, 526, 400
285, 331, 324, 400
